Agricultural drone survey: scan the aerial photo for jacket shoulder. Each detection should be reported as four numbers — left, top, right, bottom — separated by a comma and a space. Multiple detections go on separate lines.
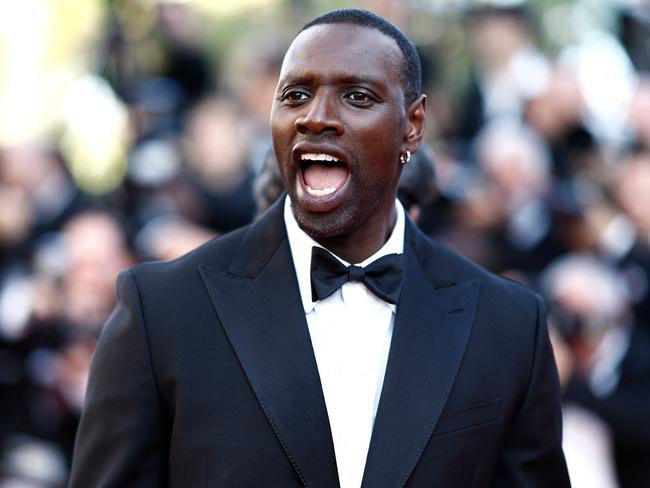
413, 225, 540, 307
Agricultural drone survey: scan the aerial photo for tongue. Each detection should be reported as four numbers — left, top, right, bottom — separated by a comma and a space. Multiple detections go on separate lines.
303, 164, 348, 190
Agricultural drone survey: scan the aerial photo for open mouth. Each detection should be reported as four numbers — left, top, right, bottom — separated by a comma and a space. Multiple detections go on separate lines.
300, 153, 350, 197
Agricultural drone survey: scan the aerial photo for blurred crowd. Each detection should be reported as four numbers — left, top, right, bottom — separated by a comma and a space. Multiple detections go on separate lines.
0, 1, 649, 487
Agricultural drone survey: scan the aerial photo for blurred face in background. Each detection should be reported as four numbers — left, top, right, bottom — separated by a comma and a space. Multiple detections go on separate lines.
467, 11, 530, 70
62, 211, 132, 329
0, 145, 73, 245
542, 255, 629, 372
525, 66, 583, 142
476, 120, 550, 207
183, 98, 249, 190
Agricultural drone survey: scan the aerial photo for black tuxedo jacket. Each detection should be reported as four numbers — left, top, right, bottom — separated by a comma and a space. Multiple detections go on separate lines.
70, 199, 570, 487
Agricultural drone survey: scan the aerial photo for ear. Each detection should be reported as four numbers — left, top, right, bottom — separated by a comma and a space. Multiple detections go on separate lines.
402, 94, 426, 153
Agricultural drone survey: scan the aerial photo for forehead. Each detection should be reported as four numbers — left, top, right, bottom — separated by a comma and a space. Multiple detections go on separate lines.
279, 23, 403, 87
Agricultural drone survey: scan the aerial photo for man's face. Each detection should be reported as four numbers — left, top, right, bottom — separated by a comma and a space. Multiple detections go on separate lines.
271, 23, 412, 241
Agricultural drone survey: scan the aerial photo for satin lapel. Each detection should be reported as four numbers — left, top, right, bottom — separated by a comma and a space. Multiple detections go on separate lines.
199, 201, 339, 488
361, 224, 480, 488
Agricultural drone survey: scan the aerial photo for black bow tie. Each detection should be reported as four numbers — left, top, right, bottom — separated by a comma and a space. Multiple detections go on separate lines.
310, 246, 404, 304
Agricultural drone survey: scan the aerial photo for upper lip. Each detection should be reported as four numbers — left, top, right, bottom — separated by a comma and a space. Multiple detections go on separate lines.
292, 142, 350, 169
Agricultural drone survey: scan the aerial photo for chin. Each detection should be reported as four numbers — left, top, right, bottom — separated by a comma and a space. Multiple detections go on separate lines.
291, 200, 357, 242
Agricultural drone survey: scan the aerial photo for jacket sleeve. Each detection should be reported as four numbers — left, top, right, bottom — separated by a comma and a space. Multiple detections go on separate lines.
69, 269, 169, 487
495, 294, 571, 488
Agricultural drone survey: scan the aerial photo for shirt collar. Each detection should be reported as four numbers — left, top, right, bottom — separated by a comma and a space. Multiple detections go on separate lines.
284, 195, 406, 314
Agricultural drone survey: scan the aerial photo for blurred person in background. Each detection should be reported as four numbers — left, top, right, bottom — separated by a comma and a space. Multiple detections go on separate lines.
57, 211, 134, 330
541, 254, 629, 488
122, 96, 257, 261
434, 118, 561, 273
611, 149, 650, 324
0, 145, 83, 265
522, 64, 589, 179
181, 96, 257, 233
473, 117, 556, 272
458, 4, 548, 141
541, 251, 650, 488
0, 209, 133, 484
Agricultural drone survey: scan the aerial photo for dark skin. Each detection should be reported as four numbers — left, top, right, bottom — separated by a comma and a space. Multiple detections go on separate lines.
271, 23, 426, 263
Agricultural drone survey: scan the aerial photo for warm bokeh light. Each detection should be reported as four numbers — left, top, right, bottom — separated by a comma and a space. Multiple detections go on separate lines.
59, 75, 130, 195
0, 0, 104, 145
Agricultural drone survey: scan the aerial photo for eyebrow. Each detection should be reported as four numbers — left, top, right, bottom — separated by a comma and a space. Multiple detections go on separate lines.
335, 74, 379, 86
279, 72, 386, 91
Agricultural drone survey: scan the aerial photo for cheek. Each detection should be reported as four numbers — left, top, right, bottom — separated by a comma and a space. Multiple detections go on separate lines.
270, 120, 285, 148
270, 120, 292, 161
351, 123, 402, 176
270, 107, 293, 139
353, 112, 403, 149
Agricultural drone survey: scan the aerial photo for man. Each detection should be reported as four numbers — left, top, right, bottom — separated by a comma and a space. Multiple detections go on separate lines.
70, 9, 570, 487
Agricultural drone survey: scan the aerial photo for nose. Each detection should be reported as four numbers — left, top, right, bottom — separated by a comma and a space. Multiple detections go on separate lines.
294, 91, 344, 136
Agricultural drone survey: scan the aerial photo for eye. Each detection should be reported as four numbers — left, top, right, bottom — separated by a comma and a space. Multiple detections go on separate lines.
280, 89, 310, 103
345, 90, 374, 105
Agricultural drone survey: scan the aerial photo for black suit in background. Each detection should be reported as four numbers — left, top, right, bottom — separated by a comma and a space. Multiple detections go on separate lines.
565, 321, 650, 488
69, 199, 570, 487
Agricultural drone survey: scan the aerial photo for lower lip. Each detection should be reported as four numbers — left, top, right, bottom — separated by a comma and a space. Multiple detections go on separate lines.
295, 166, 351, 213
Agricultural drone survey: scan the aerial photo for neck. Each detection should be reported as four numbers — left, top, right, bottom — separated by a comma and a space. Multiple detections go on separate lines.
315, 205, 397, 264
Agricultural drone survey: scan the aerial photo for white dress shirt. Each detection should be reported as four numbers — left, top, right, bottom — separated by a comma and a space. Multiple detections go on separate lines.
283, 196, 405, 488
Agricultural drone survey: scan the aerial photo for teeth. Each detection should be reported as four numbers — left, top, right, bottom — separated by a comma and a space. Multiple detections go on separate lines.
300, 153, 340, 162
306, 185, 337, 196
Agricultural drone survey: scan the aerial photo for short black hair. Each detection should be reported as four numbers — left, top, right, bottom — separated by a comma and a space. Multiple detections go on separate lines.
301, 8, 422, 106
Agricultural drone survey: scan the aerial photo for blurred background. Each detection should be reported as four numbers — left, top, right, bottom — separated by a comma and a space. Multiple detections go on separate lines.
0, 0, 649, 486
